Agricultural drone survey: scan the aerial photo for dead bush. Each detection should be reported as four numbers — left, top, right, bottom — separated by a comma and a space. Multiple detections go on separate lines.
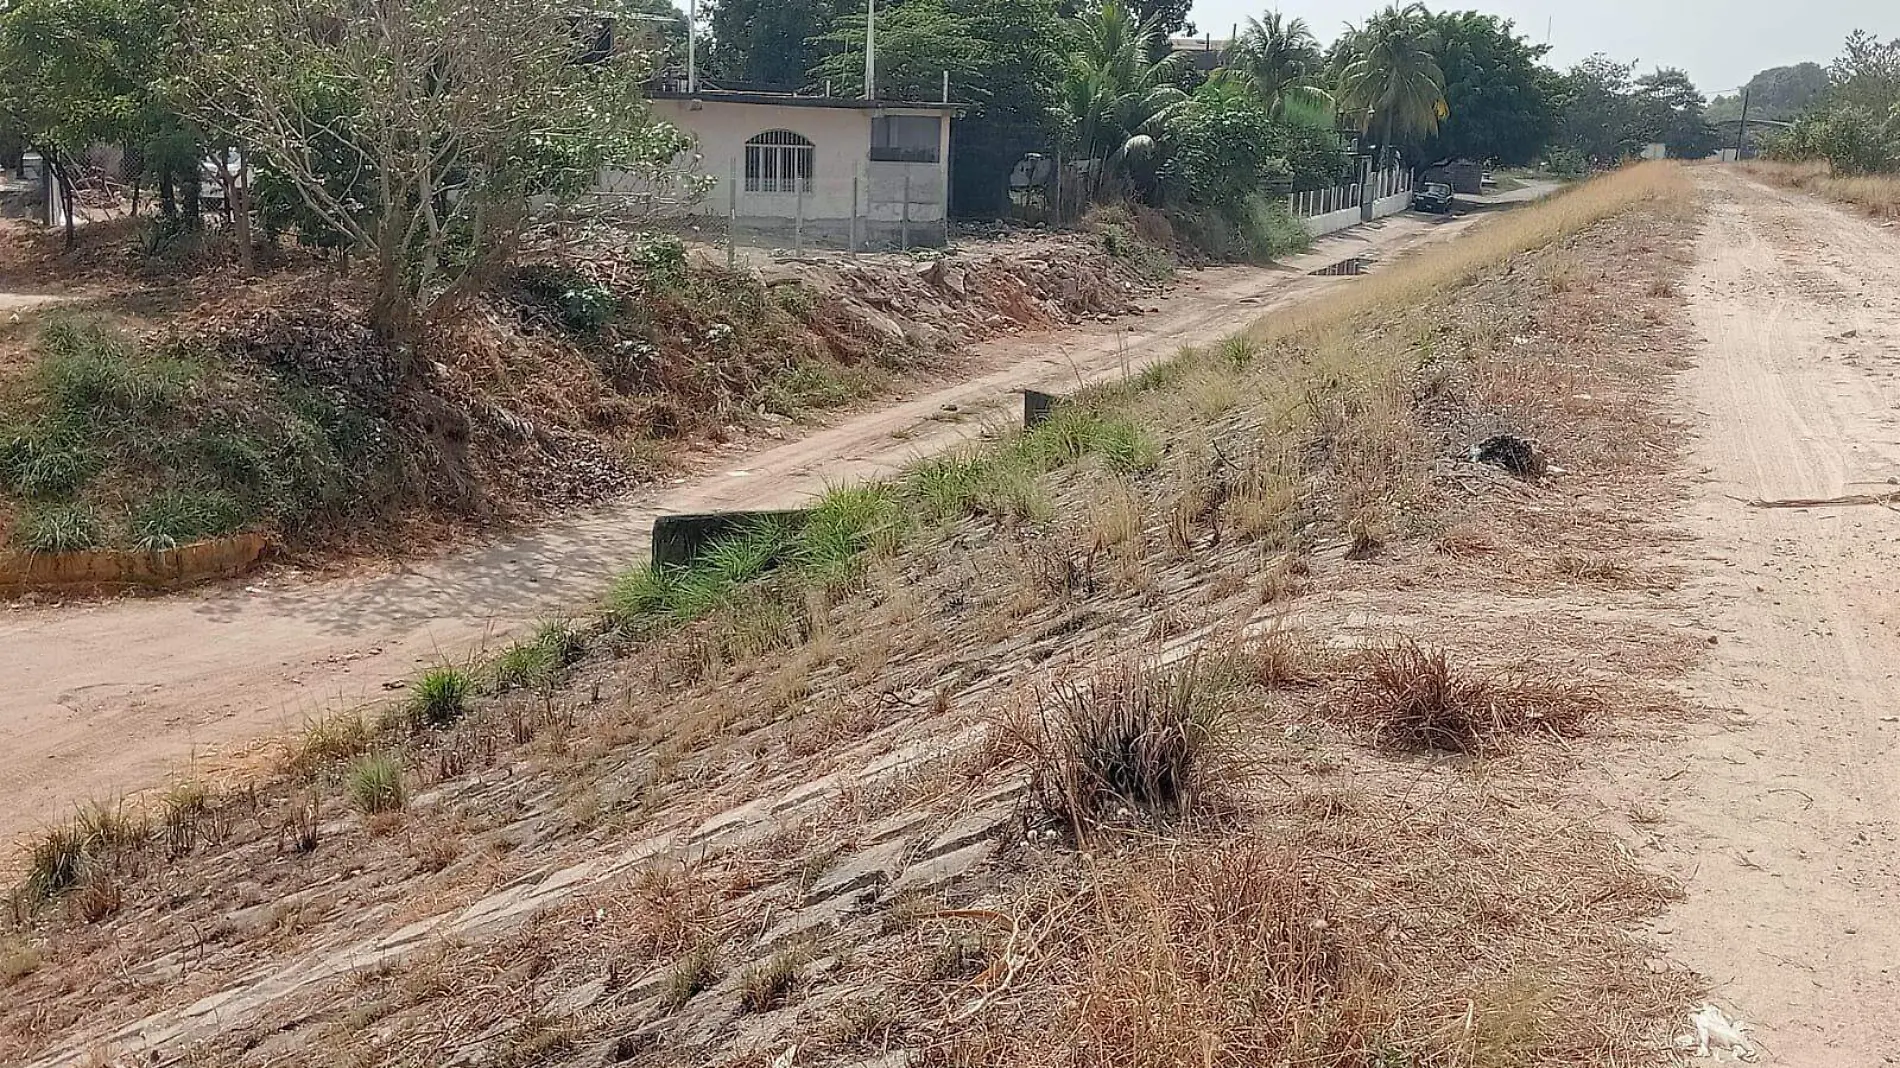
1340, 641, 1595, 753
1012, 657, 1239, 825
1248, 629, 1335, 690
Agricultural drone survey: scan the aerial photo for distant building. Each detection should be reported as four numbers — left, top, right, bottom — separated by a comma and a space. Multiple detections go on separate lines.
1169, 36, 1237, 73
611, 91, 958, 248
1421, 160, 1484, 195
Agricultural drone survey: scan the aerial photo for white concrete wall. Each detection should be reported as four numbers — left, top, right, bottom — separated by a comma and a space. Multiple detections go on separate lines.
606, 97, 953, 245
1299, 205, 1364, 238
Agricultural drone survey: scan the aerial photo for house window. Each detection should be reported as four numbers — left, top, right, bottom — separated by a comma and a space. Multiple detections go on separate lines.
744, 131, 814, 194
870, 115, 940, 163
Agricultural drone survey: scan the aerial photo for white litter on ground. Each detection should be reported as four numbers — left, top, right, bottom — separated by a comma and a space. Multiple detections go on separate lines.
1675, 1003, 1755, 1061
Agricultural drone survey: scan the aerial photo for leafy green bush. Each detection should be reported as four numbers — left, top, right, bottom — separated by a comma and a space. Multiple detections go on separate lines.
628, 233, 689, 289
489, 621, 585, 692
517, 265, 620, 334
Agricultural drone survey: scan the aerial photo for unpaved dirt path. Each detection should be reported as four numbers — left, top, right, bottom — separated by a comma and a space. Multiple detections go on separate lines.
0, 208, 1519, 844
1621, 169, 1900, 1063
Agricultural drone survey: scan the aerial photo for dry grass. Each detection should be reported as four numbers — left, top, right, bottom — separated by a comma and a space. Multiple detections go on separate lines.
1009, 657, 1242, 827
1339, 641, 1600, 754
0, 166, 1705, 1068
982, 781, 1695, 1068
1742, 159, 1900, 219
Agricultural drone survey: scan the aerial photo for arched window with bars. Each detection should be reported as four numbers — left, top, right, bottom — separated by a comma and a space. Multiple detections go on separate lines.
744, 130, 814, 194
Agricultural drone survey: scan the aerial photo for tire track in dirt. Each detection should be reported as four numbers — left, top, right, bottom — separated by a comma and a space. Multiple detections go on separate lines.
0, 205, 1526, 847
1611, 170, 1900, 1064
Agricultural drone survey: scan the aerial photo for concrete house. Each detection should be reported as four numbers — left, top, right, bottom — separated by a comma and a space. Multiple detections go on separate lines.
622, 91, 958, 248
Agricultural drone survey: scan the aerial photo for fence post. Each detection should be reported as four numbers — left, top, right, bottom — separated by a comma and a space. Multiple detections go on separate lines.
850, 165, 861, 256
727, 156, 738, 269
901, 171, 911, 251
794, 175, 805, 256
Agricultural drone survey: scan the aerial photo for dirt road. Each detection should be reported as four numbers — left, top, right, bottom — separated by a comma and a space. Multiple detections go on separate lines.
0, 208, 1534, 843
1621, 169, 1900, 1062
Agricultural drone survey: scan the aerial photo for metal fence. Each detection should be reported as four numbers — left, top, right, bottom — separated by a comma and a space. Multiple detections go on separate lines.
1287, 167, 1411, 219
596, 154, 949, 267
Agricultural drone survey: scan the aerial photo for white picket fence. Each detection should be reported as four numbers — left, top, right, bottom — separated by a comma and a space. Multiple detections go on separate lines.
1286, 167, 1414, 237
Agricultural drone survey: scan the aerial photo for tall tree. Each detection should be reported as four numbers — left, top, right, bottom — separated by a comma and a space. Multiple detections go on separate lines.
1130, 0, 1193, 62
1336, 3, 1446, 165
1055, 0, 1188, 197
810, 0, 983, 99
0, 0, 195, 244
1634, 67, 1718, 158
1226, 12, 1329, 120
1549, 53, 1641, 166
1827, 30, 1900, 116
1413, 11, 1553, 166
943, 0, 1064, 216
1708, 62, 1829, 122
706, 0, 834, 89
190, 0, 694, 350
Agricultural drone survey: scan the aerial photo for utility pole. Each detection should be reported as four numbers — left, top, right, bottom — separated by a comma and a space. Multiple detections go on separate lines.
1734, 86, 1752, 161
686, 0, 697, 92
863, 0, 877, 100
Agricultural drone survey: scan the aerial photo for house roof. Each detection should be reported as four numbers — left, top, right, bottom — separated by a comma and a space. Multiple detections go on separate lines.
647, 90, 962, 114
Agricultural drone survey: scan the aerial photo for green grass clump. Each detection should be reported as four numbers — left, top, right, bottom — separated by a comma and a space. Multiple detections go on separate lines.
663, 943, 722, 1009
490, 621, 585, 692
408, 666, 473, 728
346, 754, 406, 814
129, 489, 246, 550
0, 314, 401, 552
796, 483, 904, 587
14, 501, 103, 552
608, 519, 793, 631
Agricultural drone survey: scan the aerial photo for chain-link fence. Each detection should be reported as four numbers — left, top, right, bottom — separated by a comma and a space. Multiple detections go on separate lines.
597, 153, 948, 268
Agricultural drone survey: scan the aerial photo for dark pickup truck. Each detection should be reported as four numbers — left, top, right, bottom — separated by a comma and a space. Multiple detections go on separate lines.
1411, 181, 1455, 214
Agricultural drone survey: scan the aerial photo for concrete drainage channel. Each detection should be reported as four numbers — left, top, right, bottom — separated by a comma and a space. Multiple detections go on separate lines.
1308, 256, 1370, 277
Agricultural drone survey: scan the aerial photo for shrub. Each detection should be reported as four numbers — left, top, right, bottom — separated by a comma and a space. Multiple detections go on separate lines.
739, 946, 807, 1012
14, 502, 103, 552
408, 667, 473, 728
796, 483, 904, 587
517, 265, 619, 335
346, 754, 406, 814
1341, 641, 1596, 753
1016, 657, 1239, 825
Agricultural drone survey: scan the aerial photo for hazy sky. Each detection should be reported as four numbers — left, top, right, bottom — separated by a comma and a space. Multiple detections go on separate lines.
1187, 0, 1886, 96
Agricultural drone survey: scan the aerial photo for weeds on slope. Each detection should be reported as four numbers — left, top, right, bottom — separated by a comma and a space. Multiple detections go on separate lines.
1743, 160, 1900, 219
1, 165, 1703, 1068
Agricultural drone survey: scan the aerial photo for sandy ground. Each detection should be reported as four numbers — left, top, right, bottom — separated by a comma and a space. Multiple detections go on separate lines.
1611, 169, 1900, 1063
0, 206, 1534, 845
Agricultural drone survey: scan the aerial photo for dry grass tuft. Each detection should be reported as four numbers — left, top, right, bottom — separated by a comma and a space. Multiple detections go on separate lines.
1010, 656, 1240, 825
1038, 842, 1390, 1067
1248, 629, 1336, 689
1340, 641, 1597, 754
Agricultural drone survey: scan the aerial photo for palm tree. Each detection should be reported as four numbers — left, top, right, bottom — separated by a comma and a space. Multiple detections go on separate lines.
1054, 0, 1188, 197
1336, 3, 1446, 166
1229, 11, 1331, 121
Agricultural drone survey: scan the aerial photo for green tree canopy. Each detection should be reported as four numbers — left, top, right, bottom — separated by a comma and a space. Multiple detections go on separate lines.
1549, 53, 1642, 166
1412, 10, 1553, 166
1708, 62, 1828, 122
1224, 12, 1330, 121
706, 0, 834, 89
810, 0, 983, 99
1336, 3, 1447, 161
1634, 67, 1718, 158
1054, 0, 1188, 195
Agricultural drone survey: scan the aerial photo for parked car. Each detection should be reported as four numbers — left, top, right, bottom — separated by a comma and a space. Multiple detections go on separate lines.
1412, 181, 1455, 214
